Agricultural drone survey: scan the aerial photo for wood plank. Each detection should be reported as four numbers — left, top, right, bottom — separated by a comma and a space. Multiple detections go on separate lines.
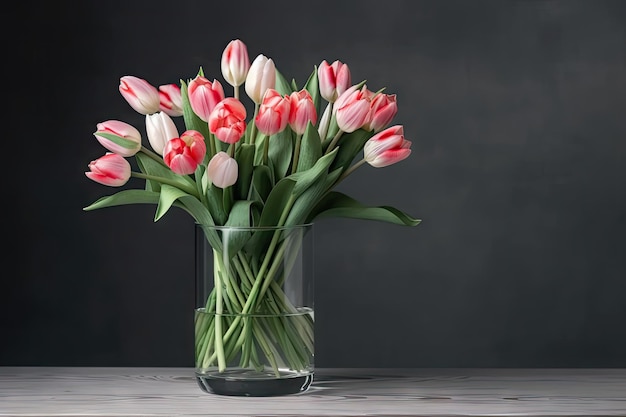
1, 367, 625, 416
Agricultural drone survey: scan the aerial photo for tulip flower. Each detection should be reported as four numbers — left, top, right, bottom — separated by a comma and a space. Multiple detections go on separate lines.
93, 120, 142, 157
163, 130, 207, 175
85, 152, 131, 187
363, 125, 412, 167
207, 151, 238, 188
187, 76, 226, 122
334, 84, 373, 133
208, 97, 247, 144
318, 60, 351, 103
255, 89, 290, 136
245, 54, 276, 104
119, 76, 160, 115
145, 112, 179, 155
288, 89, 317, 135
221, 39, 250, 88
364, 92, 397, 132
158, 84, 184, 117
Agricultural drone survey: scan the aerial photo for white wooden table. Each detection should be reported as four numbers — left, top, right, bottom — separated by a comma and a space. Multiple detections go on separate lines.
1, 367, 625, 416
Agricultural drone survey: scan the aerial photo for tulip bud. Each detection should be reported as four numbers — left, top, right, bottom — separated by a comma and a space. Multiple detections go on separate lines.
158, 84, 184, 117
288, 89, 317, 135
163, 130, 207, 175
208, 97, 247, 144
207, 151, 238, 188
221, 39, 250, 88
119, 76, 160, 115
318, 60, 351, 103
364, 93, 397, 132
363, 125, 412, 168
93, 120, 142, 157
145, 112, 179, 155
245, 54, 276, 104
255, 89, 291, 136
85, 152, 131, 187
334, 85, 372, 133
187, 76, 226, 122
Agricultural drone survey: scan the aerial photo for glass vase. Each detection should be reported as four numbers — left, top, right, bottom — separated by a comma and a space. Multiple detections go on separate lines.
194, 223, 315, 396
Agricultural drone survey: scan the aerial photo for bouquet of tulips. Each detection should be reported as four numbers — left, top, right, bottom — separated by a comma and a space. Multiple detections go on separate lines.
84, 39, 419, 376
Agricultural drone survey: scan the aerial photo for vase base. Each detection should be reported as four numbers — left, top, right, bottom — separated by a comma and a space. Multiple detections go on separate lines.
196, 370, 313, 397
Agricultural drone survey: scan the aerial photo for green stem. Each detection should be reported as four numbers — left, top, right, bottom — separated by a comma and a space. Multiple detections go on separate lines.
208, 132, 217, 159
130, 172, 199, 198
250, 104, 260, 145
213, 251, 227, 371
140, 146, 166, 166
234, 85, 239, 100
262, 134, 270, 165
336, 158, 367, 185
324, 129, 344, 155
291, 134, 302, 174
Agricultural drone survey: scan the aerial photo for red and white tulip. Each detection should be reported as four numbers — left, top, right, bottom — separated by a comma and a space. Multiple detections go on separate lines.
221, 39, 250, 88
255, 89, 291, 136
85, 152, 131, 187
187, 76, 226, 123
318, 60, 351, 103
119, 76, 160, 115
364, 93, 397, 132
288, 89, 317, 135
158, 84, 184, 117
208, 98, 247, 144
93, 120, 142, 157
163, 130, 207, 175
334, 85, 373, 133
363, 125, 412, 168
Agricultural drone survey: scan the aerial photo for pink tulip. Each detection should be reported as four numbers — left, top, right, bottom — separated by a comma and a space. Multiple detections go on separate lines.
255, 89, 291, 136
245, 54, 276, 104
364, 93, 398, 132
208, 97, 247, 144
363, 125, 412, 168
163, 130, 207, 175
334, 84, 373, 133
288, 89, 317, 135
119, 76, 160, 115
221, 39, 250, 87
188, 76, 226, 122
85, 153, 131, 187
93, 120, 142, 157
207, 151, 238, 188
145, 112, 179, 155
158, 84, 183, 117
318, 60, 351, 103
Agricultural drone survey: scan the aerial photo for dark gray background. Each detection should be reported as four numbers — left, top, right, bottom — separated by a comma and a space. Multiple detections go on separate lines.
4, 0, 626, 368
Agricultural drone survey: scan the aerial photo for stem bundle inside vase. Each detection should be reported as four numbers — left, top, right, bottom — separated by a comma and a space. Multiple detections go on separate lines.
195, 224, 314, 377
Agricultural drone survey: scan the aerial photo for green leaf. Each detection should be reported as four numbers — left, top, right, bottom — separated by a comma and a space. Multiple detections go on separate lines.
303, 65, 322, 121
155, 184, 192, 221
206, 185, 227, 225
180, 78, 210, 139
255, 130, 294, 181
222, 200, 261, 257
93, 132, 139, 151
251, 164, 274, 203
135, 153, 195, 193
297, 122, 322, 172
286, 167, 342, 226
258, 178, 296, 227
234, 144, 255, 200
275, 69, 294, 96
307, 191, 422, 226
83, 189, 160, 211
329, 128, 372, 173
289, 148, 338, 197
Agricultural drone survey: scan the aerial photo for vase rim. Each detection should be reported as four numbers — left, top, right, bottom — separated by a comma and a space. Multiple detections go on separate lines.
195, 222, 313, 231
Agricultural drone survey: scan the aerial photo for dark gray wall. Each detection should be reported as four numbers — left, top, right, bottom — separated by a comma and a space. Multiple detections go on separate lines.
4, 0, 626, 367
